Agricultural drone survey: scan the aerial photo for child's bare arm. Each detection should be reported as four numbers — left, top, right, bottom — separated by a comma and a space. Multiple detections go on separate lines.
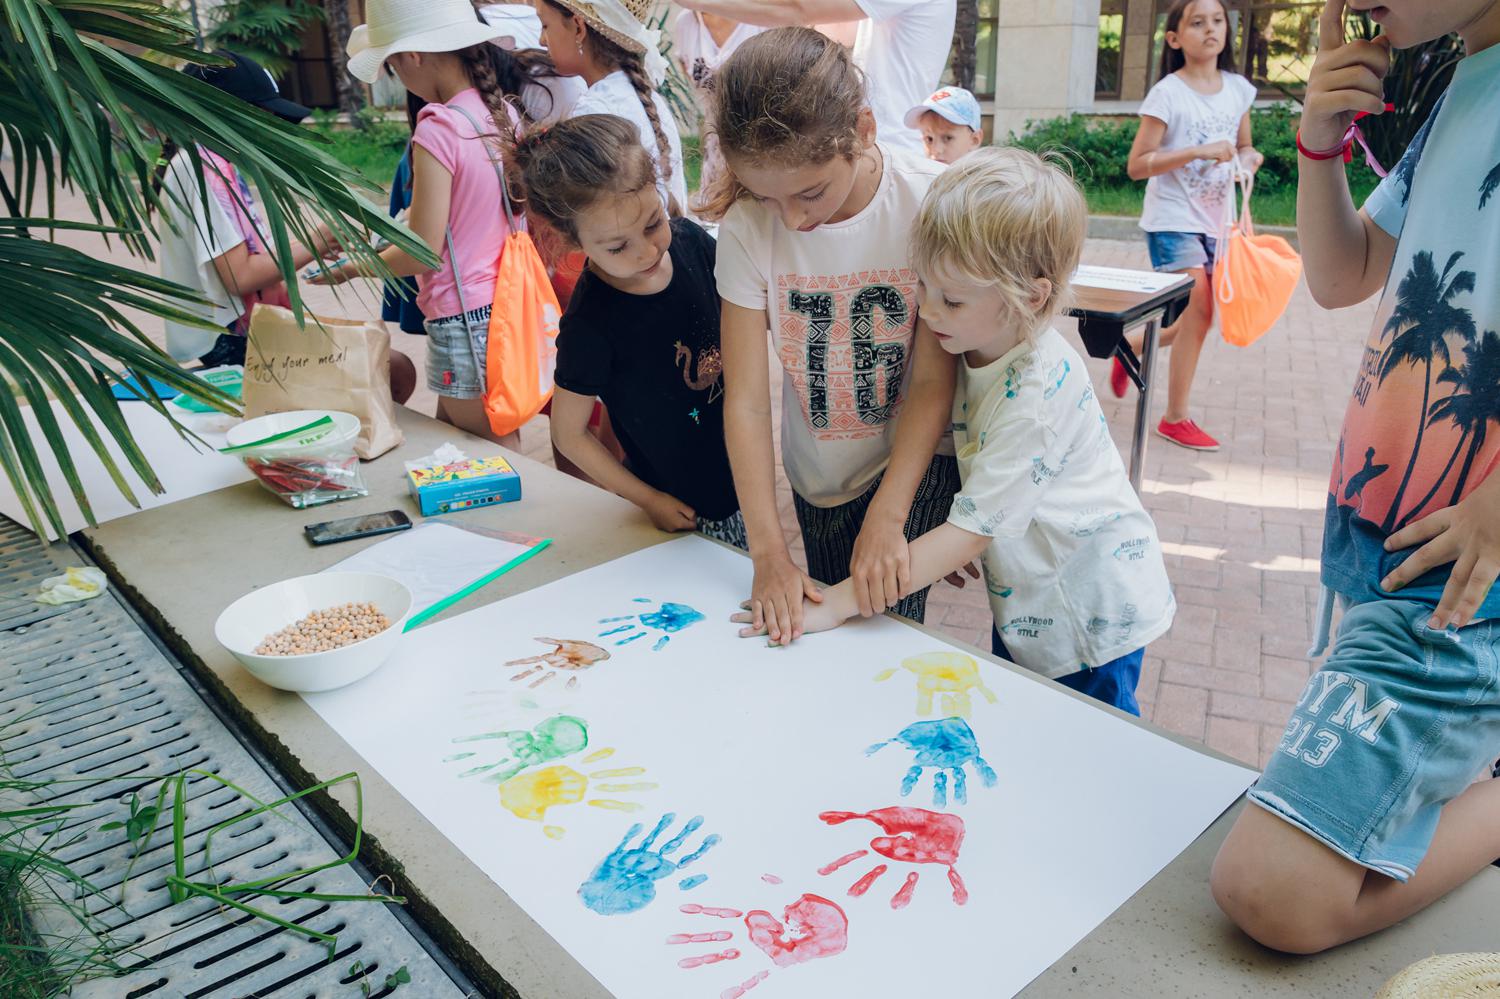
1126, 116, 1234, 181
722, 299, 821, 644
849, 320, 957, 617
311, 146, 446, 285
550, 388, 696, 532
1235, 112, 1263, 173
1296, 0, 1398, 309
736, 523, 989, 637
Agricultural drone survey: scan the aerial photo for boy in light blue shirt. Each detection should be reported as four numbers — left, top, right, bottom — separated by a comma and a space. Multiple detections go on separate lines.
1210, 0, 1500, 955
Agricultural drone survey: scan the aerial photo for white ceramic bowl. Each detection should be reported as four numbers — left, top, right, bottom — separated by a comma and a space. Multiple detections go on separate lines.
214, 572, 412, 693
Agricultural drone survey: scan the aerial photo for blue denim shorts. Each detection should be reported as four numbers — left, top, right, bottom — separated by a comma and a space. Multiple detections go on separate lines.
424, 304, 490, 399
1249, 598, 1500, 881
1145, 230, 1217, 274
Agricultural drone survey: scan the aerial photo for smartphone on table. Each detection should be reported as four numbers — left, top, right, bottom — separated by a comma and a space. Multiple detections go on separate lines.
304, 510, 412, 546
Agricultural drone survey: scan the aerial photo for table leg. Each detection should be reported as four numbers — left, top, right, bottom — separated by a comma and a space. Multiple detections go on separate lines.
1129, 314, 1160, 491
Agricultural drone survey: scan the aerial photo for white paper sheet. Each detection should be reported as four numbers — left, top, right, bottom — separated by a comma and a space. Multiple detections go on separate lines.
327, 523, 539, 620
0, 399, 251, 540
1073, 264, 1187, 294
304, 536, 1255, 999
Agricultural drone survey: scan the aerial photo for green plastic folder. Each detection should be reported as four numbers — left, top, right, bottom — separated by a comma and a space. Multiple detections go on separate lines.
403, 538, 553, 632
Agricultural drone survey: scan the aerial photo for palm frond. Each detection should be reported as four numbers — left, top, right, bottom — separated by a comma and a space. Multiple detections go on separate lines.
0, 0, 441, 536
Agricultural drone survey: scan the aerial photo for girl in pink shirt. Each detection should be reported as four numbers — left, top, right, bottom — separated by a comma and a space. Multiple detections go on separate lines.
318, 1, 522, 445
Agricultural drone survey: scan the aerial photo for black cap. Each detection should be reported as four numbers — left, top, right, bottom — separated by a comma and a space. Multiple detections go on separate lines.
184, 50, 311, 123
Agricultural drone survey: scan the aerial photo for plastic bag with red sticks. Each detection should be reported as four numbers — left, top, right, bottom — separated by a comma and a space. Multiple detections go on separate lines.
221, 410, 369, 509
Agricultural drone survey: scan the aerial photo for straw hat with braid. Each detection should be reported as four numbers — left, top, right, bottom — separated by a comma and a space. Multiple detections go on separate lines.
548, 0, 668, 82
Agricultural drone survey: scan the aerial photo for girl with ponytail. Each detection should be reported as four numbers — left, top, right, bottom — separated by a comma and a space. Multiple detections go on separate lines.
533, 0, 687, 215
318, 0, 525, 445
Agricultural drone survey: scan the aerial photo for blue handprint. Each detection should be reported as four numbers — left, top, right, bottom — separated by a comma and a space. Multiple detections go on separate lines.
598, 599, 705, 651
865, 718, 998, 808
578, 812, 721, 915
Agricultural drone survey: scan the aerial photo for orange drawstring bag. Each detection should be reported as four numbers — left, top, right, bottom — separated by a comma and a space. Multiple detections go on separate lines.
1214, 166, 1302, 348
444, 105, 560, 439
483, 218, 560, 438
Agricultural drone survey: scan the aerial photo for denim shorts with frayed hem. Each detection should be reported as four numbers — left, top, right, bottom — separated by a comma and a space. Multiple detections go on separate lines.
1248, 598, 1499, 882
1146, 230, 1217, 274
424, 304, 490, 399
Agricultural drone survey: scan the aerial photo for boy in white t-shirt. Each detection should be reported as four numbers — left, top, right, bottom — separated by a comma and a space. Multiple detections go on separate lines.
740, 147, 1176, 714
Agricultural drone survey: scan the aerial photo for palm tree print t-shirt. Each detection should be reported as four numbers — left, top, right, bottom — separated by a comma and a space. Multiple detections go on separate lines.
1324, 42, 1500, 618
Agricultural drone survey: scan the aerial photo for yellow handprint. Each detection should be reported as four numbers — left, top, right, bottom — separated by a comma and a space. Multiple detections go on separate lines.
875, 651, 997, 719
498, 748, 657, 840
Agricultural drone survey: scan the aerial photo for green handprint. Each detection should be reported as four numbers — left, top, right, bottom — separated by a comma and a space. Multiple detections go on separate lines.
445, 714, 588, 782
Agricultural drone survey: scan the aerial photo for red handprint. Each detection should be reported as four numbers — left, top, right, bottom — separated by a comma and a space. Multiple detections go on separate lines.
668, 893, 850, 995
817, 806, 968, 908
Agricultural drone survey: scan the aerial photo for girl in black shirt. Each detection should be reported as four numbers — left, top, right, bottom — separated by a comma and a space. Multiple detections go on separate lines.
505, 115, 743, 546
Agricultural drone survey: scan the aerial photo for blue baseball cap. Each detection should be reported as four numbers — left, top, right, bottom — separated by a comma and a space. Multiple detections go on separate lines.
904, 87, 981, 132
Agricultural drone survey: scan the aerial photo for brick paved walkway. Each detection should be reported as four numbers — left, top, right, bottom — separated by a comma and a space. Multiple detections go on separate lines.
101, 223, 1374, 770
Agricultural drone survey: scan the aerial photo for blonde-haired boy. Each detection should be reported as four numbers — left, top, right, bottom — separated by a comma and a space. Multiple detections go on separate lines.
736, 147, 1175, 712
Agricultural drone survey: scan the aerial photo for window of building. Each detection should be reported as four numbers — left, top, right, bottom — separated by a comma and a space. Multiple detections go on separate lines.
1095, 0, 1126, 98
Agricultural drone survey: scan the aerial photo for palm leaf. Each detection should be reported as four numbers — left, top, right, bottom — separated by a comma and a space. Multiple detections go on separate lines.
0, 0, 440, 536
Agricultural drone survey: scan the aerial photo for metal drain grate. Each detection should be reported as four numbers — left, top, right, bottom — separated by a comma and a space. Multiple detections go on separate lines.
0, 518, 472, 998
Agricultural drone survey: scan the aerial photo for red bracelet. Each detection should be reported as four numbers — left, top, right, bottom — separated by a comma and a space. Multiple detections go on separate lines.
1296, 129, 1350, 161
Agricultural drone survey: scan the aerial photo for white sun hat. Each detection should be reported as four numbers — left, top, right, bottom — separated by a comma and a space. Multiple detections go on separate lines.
479, 4, 545, 51
346, 0, 505, 84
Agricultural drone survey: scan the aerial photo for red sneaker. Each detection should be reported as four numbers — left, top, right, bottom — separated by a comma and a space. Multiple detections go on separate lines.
1110, 357, 1130, 398
1155, 418, 1220, 451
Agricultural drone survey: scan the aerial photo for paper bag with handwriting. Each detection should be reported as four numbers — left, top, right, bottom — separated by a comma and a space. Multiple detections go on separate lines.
242, 304, 404, 459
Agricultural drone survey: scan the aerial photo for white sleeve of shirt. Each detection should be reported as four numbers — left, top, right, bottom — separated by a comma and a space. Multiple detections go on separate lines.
947, 410, 1061, 540
1138, 77, 1176, 124
1230, 72, 1254, 112
162, 156, 246, 289
852, 0, 926, 23
713, 204, 770, 312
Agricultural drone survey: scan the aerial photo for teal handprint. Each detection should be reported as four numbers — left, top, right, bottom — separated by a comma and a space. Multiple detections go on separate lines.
578, 813, 721, 915
865, 718, 997, 808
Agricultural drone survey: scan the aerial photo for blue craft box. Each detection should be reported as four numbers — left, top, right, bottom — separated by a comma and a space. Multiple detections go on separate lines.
406, 454, 522, 516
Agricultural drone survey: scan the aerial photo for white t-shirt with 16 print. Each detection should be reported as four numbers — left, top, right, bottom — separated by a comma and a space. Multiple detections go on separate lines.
852, 0, 956, 157
1138, 71, 1256, 236
715, 144, 946, 507
948, 328, 1176, 678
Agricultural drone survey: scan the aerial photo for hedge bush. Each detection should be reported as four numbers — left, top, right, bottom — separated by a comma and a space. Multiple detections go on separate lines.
1010, 104, 1381, 204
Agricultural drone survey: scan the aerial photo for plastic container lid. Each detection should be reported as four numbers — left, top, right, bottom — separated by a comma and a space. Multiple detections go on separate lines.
223, 410, 361, 459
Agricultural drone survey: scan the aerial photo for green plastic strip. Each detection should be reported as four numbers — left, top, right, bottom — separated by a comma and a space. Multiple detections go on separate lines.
218, 415, 333, 455
403, 538, 553, 632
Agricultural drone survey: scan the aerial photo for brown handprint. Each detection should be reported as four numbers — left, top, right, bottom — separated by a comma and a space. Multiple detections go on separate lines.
505, 637, 610, 689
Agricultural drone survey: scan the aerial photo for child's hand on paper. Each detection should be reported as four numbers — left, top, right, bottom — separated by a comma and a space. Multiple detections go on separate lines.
1302, 0, 1390, 151
1381, 473, 1500, 630
746, 552, 823, 646
643, 490, 696, 533
732, 592, 843, 641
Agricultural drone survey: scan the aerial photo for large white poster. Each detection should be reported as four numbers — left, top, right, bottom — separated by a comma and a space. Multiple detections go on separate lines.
304, 536, 1255, 998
